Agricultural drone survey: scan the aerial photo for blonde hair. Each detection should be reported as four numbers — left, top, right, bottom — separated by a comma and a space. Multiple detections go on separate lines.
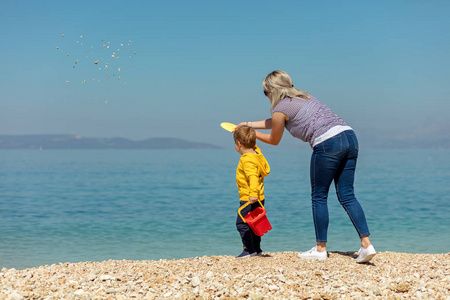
233, 126, 256, 149
263, 70, 311, 113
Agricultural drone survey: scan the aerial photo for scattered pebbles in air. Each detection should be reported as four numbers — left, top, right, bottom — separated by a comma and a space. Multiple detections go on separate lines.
57, 33, 138, 89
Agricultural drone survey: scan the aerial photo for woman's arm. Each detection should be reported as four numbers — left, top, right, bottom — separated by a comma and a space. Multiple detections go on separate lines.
238, 119, 272, 130
254, 112, 286, 146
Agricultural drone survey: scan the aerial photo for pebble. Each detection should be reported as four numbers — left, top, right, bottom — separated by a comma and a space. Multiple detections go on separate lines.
0, 252, 448, 299
191, 276, 201, 287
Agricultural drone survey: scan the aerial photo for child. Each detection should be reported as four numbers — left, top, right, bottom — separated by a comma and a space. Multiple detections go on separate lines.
233, 126, 271, 258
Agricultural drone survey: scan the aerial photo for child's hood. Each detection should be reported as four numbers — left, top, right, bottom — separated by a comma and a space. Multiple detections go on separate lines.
253, 146, 270, 177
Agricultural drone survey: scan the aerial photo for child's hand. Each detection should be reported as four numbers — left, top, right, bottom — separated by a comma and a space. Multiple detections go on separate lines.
249, 197, 258, 203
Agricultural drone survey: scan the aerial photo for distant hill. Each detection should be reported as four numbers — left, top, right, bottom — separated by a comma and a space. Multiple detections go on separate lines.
0, 135, 222, 150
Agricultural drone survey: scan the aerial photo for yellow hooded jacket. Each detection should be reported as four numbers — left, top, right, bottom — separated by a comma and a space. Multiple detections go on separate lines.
236, 146, 271, 201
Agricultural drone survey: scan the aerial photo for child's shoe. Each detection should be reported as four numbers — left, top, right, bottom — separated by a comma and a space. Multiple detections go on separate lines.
236, 249, 257, 258
255, 247, 265, 256
356, 245, 376, 263
298, 246, 327, 260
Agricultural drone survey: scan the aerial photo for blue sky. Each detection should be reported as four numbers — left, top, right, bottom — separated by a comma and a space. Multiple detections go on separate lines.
1, 0, 449, 148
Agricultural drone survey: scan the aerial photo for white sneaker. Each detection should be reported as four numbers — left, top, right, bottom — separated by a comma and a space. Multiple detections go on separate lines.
298, 246, 327, 260
356, 245, 376, 263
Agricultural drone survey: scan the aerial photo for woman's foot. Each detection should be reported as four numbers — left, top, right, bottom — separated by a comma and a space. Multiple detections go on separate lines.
298, 246, 327, 260
356, 245, 376, 263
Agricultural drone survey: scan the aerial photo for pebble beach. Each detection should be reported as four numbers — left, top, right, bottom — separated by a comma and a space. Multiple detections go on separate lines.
1, 251, 449, 300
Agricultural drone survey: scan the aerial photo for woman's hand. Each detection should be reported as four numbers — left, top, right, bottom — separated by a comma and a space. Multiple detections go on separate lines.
236, 122, 249, 130
236, 119, 273, 130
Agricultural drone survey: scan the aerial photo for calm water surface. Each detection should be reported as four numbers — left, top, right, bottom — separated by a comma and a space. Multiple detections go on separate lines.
1, 148, 449, 269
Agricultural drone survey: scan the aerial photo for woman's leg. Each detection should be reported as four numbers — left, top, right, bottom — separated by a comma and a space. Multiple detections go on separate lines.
335, 153, 376, 262
334, 157, 371, 239
310, 134, 345, 248
360, 235, 372, 248
334, 131, 371, 245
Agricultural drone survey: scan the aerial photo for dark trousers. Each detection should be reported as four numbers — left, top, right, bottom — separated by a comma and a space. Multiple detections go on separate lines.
236, 200, 265, 253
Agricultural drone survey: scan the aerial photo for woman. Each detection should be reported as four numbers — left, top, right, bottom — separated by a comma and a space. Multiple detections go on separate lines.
238, 70, 376, 263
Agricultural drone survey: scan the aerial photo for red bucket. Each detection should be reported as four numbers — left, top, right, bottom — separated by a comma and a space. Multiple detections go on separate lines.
238, 200, 272, 237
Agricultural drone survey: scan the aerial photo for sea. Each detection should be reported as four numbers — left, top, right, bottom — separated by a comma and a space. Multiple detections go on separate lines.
1, 148, 449, 270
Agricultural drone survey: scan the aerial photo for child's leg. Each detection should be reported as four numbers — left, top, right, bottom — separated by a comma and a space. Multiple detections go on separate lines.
236, 201, 256, 253
252, 233, 262, 252
250, 200, 264, 252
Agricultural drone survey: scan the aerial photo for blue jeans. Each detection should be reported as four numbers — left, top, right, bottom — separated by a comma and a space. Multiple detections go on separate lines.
310, 130, 370, 243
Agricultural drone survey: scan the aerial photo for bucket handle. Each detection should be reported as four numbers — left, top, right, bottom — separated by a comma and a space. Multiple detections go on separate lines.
238, 199, 265, 223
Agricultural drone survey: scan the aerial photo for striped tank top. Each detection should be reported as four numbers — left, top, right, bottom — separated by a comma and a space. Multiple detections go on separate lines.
273, 96, 351, 148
